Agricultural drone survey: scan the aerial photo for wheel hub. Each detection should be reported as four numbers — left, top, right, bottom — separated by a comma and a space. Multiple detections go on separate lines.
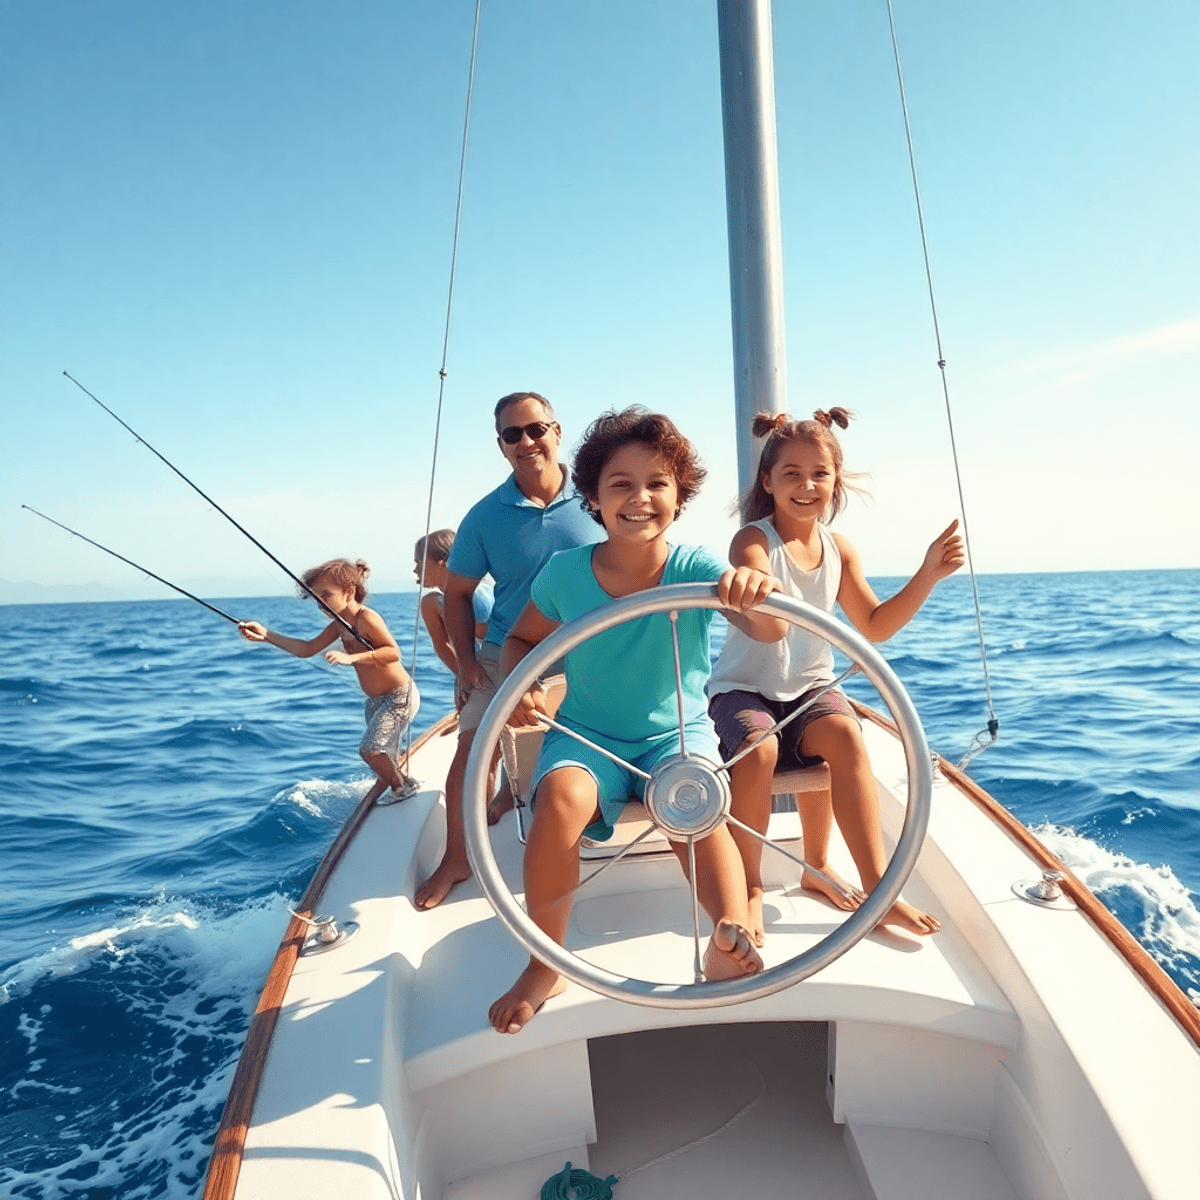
642, 755, 730, 840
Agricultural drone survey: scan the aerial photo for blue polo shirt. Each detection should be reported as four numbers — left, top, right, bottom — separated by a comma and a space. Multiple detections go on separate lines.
447, 472, 603, 647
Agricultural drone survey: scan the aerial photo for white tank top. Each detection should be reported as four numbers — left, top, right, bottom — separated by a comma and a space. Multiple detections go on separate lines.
708, 517, 841, 702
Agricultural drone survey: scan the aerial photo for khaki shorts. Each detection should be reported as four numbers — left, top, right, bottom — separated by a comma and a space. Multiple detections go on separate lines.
457, 642, 504, 734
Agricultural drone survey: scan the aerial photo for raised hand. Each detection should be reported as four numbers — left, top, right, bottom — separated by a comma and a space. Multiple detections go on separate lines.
923, 520, 966, 581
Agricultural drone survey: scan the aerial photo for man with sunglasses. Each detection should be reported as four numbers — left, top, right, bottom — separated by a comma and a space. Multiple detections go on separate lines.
415, 391, 602, 910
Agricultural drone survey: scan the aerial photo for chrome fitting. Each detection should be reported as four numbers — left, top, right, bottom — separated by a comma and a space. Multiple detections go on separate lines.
1012, 869, 1076, 911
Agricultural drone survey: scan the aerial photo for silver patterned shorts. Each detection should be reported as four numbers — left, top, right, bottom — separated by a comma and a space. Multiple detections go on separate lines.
360, 683, 419, 765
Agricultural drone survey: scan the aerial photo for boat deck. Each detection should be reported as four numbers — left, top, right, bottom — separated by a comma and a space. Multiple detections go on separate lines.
232, 716, 1200, 1200
402, 754, 1016, 1094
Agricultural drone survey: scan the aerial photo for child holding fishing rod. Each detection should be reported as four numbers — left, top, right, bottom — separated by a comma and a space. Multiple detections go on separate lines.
239, 559, 420, 803
708, 409, 963, 944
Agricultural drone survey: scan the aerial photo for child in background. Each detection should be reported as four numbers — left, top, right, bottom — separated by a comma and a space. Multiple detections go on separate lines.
414, 529, 493, 676
708, 409, 963, 942
490, 407, 787, 1035
239, 558, 420, 803
413, 531, 510, 823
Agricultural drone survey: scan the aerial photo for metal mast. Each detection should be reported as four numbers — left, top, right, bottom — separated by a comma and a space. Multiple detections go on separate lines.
717, 0, 788, 494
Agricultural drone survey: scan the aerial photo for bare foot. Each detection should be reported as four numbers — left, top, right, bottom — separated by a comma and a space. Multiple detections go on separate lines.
702, 918, 764, 981
801, 864, 866, 912
879, 898, 940, 936
414, 856, 471, 910
487, 787, 515, 826
489, 960, 567, 1034
747, 885, 765, 947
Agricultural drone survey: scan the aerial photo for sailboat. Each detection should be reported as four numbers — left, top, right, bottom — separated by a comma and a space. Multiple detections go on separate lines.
202, 4, 1200, 1198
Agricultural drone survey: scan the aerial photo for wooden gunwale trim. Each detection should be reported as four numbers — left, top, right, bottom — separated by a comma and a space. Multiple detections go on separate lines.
851, 699, 1200, 1051
201, 710, 460, 1200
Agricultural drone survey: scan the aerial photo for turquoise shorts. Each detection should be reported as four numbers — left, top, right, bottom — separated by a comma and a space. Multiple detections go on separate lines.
530, 720, 721, 842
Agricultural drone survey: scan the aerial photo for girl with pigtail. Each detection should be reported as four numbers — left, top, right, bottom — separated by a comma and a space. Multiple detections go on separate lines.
239, 558, 420, 802
707, 409, 964, 941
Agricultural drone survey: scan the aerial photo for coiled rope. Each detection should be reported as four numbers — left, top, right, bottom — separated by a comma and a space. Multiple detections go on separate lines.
884, 0, 999, 769
401, 0, 483, 774
539, 1058, 768, 1197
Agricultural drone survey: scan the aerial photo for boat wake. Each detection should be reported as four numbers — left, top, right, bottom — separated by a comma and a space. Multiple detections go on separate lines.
1034, 822, 1200, 1004
0, 892, 293, 1199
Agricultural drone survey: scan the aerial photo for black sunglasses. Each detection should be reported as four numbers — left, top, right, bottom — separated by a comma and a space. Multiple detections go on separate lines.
499, 420, 555, 445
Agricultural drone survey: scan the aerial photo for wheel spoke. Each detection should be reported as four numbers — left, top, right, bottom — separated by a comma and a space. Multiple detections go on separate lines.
534, 714, 653, 781
725, 814, 859, 902
687, 835, 703, 983
718, 665, 860, 774
668, 609, 688, 758
566, 823, 659, 900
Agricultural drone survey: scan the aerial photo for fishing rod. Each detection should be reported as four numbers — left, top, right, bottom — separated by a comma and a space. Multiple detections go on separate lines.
25, 506, 329, 672
62, 370, 374, 650
23, 505, 242, 624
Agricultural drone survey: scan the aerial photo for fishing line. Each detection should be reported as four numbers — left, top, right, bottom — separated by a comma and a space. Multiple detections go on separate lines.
25, 504, 326, 676
884, 0, 999, 768
62, 370, 373, 651
23, 505, 242, 624
404, 0, 483, 765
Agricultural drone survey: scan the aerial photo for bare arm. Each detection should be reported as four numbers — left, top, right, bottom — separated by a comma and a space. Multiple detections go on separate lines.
502, 600, 560, 727
834, 521, 964, 643
444, 570, 488, 705
723, 526, 788, 642
420, 593, 459, 674
238, 620, 339, 658
324, 608, 400, 666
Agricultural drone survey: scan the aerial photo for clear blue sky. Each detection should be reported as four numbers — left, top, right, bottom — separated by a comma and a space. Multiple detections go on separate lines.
2, 0, 1197, 603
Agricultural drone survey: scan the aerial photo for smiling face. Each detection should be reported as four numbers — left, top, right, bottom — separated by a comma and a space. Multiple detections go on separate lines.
495, 396, 561, 482
762, 438, 837, 526
592, 442, 680, 544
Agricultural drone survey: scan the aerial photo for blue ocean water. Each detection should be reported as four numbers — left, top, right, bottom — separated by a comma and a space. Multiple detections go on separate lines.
1, 571, 1198, 1196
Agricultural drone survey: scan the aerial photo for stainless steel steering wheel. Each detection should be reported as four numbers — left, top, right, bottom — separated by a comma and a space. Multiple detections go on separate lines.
463, 583, 932, 1009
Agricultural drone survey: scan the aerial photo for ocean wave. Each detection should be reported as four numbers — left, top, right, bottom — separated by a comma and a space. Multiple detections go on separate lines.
271, 775, 374, 820
0, 893, 293, 1198
1033, 823, 1200, 994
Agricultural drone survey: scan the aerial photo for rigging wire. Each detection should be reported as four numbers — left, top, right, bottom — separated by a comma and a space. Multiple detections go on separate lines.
884, 0, 999, 769
403, 0, 484, 768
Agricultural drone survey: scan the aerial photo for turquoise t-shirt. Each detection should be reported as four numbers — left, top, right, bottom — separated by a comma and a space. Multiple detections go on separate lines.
529, 543, 725, 746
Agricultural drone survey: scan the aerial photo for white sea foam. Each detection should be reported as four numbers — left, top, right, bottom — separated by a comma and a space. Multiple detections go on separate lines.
2, 907, 202, 1004
279, 775, 373, 820
0, 892, 295, 1197
1032, 823, 1200, 982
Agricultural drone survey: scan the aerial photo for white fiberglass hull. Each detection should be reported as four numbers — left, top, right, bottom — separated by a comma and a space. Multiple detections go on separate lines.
210, 711, 1200, 1200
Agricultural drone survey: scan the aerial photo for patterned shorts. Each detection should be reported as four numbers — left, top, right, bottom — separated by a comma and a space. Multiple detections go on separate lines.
360, 683, 420, 765
708, 685, 857, 770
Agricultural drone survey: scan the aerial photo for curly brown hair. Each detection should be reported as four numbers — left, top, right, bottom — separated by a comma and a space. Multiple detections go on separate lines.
572, 407, 707, 525
299, 558, 369, 602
